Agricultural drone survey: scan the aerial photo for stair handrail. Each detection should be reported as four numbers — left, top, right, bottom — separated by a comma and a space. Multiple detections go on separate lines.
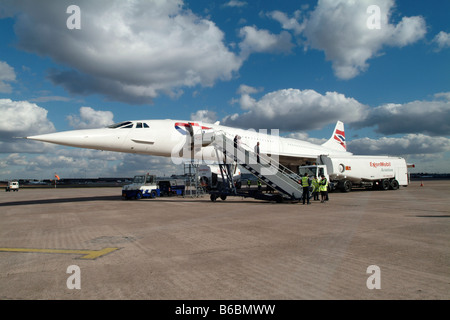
212, 131, 303, 195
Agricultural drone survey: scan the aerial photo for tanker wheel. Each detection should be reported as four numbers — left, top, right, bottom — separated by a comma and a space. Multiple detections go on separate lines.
390, 179, 399, 190
381, 179, 390, 190
210, 194, 217, 202
341, 180, 352, 192
220, 194, 227, 201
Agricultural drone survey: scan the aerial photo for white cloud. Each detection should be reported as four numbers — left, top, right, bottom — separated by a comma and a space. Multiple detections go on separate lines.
434, 92, 450, 101
67, 106, 114, 129
286, 132, 327, 145
237, 84, 263, 95
433, 31, 450, 51
0, 61, 16, 93
19, 150, 122, 179
223, 1, 247, 8
190, 110, 217, 124
222, 87, 450, 139
239, 26, 294, 59
354, 94, 450, 136
0, 99, 56, 153
303, 0, 427, 79
267, 10, 306, 35
348, 134, 450, 156
0, 99, 55, 136
222, 88, 368, 131
0, 144, 183, 179
115, 154, 183, 177
30, 96, 71, 103
4, 0, 242, 104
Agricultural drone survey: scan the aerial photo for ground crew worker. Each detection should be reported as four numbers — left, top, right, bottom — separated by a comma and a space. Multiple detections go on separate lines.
312, 176, 319, 201
257, 180, 262, 191
319, 174, 328, 203
301, 173, 311, 205
247, 179, 251, 188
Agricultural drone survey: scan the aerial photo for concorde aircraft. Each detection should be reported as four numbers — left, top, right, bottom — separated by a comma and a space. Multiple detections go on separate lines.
26, 119, 351, 171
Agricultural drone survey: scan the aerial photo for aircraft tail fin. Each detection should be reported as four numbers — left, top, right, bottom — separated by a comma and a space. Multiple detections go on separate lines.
321, 121, 347, 152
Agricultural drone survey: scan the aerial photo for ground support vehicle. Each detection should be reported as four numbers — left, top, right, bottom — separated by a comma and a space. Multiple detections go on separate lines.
158, 179, 185, 196
5, 181, 19, 192
298, 155, 409, 192
122, 174, 160, 199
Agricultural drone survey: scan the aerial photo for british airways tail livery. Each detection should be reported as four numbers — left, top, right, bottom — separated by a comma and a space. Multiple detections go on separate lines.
321, 121, 346, 152
26, 119, 351, 170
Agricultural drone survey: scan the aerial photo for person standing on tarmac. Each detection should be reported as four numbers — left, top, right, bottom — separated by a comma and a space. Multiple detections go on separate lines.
301, 173, 311, 205
319, 174, 328, 203
312, 176, 319, 201
254, 141, 260, 163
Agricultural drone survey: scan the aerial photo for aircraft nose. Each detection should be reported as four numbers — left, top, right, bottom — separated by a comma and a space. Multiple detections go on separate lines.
27, 132, 86, 145
26, 130, 103, 149
26, 128, 127, 151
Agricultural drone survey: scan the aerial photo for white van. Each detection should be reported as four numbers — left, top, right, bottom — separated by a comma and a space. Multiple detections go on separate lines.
5, 181, 19, 192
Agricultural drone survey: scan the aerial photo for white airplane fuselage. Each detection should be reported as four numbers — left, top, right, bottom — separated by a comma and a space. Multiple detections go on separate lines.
27, 119, 352, 168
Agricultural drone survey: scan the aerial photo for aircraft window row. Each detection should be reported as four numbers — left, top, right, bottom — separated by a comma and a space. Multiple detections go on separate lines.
108, 121, 149, 129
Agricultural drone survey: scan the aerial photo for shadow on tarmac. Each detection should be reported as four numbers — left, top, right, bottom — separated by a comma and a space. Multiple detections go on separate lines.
0, 195, 122, 207
0, 195, 299, 207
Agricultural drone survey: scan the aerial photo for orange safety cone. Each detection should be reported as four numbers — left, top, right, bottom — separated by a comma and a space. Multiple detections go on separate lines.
420, 181, 424, 187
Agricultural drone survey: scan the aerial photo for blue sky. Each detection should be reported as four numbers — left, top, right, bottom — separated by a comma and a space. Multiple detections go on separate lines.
0, 0, 449, 179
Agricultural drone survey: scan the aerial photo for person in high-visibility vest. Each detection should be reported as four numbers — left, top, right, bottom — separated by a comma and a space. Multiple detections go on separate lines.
257, 180, 262, 192
301, 173, 311, 205
247, 179, 251, 188
319, 174, 329, 203
312, 176, 319, 201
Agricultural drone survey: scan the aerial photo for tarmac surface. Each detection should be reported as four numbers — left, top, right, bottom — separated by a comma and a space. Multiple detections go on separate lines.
0, 181, 448, 300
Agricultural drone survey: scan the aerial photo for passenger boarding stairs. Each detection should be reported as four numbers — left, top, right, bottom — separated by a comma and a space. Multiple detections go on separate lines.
211, 131, 303, 200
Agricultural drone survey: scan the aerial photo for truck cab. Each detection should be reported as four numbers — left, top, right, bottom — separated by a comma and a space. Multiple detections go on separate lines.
122, 173, 160, 199
298, 165, 328, 180
5, 180, 19, 192
298, 165, 333, 191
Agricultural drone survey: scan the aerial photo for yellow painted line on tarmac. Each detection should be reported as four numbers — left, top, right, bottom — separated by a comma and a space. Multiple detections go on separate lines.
0, 247, 120, 260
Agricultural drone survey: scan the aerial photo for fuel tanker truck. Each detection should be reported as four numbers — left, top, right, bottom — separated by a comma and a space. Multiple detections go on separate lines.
298, 155, 410, 192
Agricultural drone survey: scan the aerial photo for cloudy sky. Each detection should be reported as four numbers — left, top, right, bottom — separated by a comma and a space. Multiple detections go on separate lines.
0, 0, 449, 179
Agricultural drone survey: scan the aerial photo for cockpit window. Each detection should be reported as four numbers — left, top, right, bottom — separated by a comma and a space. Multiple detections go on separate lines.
108, 121, 133, 129
108, 121, 147, 129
